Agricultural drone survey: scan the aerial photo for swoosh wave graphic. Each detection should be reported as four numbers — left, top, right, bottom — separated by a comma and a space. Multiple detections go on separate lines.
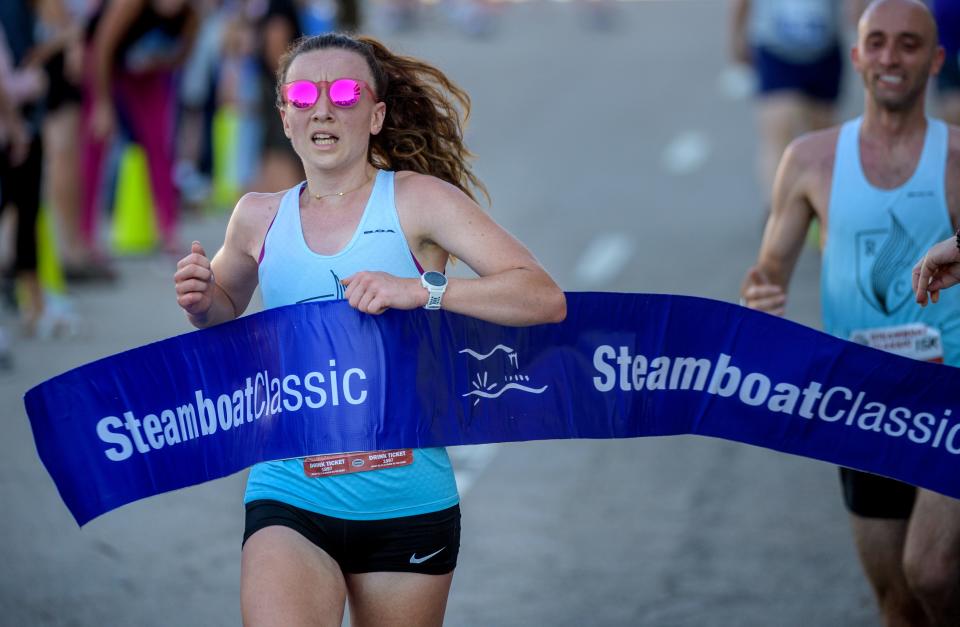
459, 345, 515, 361
462, 383, 548, 399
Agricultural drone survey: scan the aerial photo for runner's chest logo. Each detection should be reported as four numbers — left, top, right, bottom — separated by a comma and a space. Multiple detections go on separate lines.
855, 213, 922, 316
296, 269, 345, 303
460, 344, 547, 406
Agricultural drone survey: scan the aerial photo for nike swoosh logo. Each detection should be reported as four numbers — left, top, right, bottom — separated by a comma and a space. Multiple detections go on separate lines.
409, 547, 446, 564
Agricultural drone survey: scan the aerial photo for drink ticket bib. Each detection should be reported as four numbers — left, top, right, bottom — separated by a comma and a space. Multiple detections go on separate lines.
303, 449, 413, 477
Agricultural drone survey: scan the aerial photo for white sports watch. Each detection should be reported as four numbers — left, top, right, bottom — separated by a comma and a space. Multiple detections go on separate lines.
420, 271, 448, 310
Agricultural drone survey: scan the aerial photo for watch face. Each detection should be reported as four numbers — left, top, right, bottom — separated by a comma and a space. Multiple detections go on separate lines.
423, 271, 447, 287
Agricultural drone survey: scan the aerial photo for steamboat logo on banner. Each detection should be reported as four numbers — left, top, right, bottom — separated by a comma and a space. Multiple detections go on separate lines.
855, 213, 924, 316
459, 344, 547, 406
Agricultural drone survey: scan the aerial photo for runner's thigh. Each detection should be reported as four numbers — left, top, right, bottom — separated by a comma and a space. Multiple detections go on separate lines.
241, 526, 347, 627
346, 570, 454, 627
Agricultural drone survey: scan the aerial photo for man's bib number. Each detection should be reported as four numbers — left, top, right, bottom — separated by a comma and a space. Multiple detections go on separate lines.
850, 323, 943, 363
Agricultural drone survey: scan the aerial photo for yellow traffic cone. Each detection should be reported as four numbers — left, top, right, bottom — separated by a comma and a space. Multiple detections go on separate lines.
212, 106, 240, 212
36, 204, 66, 294
111, 143, 159, 254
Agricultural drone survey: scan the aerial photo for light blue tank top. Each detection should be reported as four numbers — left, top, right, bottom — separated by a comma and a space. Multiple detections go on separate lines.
822, 117, 960, 365
245, 169, 459, 520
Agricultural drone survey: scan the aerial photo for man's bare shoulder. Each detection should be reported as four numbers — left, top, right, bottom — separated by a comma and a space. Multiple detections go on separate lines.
785, 126, 841, 172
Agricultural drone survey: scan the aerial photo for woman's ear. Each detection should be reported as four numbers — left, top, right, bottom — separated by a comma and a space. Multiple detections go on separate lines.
370, 101, 386, 135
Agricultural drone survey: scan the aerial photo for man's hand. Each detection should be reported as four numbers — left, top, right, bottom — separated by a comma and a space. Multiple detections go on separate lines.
913, 236, 960, 307
740, 265, 786, 316
175, 241, 215, 321
341, 272, 427, 315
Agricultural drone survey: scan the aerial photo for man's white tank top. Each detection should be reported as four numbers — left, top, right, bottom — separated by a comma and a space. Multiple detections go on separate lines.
245, 169, 459, 519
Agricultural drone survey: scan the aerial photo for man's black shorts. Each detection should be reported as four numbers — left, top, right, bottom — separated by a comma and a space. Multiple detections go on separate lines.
839, 467, 916, 519
753, 45, 843, 103
243, 499, 460, 575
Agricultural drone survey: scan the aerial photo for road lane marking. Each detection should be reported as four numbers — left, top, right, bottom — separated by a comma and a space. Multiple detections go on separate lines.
662, 130, 710, 175
717, 65, 755, 101
574, 233, 635, 286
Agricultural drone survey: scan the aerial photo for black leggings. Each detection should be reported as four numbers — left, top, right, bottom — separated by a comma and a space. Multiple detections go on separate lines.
0, 135, 42, 273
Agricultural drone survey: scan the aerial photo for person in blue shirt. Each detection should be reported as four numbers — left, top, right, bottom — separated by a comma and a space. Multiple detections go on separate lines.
173, 32, 565, 627
742, 1, 960, 624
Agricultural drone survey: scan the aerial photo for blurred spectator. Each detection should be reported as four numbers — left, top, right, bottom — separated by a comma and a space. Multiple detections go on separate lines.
0, 2, 46, 335
26, 0, 89, 280
246, 0, 303, 193
80, 0, 198, 257
176, 0, 229, 209
299, 0, 337, 35
731, 0, 848, 208
333, 0, 361, 32
218, 4, 261, 193
932, 0, 959, 126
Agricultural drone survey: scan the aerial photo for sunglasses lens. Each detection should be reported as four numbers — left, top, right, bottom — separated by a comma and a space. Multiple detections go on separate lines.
285, 81, 318, 108
329, 79, 362, 108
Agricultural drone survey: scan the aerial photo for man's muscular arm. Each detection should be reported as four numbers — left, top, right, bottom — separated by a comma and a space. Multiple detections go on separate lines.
741, 136, 822, 315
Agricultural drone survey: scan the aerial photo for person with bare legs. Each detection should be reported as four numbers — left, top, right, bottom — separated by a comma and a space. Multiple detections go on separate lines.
742, 2, 960, 624
174, 33, 565, 626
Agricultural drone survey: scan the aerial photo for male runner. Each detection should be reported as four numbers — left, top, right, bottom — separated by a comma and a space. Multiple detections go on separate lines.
741, 1, 960, 624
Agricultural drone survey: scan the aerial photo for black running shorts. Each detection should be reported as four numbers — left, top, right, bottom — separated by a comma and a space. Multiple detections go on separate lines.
839, 467, 916, 519
243, 499, 460, 575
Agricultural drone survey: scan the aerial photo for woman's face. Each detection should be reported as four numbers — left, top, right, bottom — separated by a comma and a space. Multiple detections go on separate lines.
280, 48, 385, 173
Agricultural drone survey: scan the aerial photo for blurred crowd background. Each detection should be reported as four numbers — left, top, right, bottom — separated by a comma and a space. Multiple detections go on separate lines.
0, 0, 956, 370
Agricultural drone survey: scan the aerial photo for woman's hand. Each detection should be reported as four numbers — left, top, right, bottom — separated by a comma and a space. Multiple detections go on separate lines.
175, 241, 216, 322
341, 272, 426, 315
913, 236, 960, 307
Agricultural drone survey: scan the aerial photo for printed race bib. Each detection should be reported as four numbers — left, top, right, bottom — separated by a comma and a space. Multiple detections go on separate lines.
850, 323, 944, 363
303, 449, 413, 477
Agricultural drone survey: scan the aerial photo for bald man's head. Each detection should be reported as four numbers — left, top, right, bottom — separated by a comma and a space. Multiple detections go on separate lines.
853, 0, 945, 113
859, 0, 938, 45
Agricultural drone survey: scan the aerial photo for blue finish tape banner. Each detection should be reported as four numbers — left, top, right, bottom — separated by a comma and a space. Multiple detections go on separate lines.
24, 293, 960, 525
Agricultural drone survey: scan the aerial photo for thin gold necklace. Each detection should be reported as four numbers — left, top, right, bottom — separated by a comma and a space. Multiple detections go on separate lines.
308, 172, 373, 201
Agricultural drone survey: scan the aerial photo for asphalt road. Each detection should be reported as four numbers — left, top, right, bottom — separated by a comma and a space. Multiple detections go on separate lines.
1, 1, 882, 625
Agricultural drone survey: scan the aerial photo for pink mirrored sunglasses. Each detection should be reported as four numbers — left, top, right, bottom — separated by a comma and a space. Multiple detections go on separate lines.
282, 78, 377, 109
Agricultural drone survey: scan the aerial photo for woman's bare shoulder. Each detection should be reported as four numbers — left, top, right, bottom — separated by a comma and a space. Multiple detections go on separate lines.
226, 189, 291, 257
